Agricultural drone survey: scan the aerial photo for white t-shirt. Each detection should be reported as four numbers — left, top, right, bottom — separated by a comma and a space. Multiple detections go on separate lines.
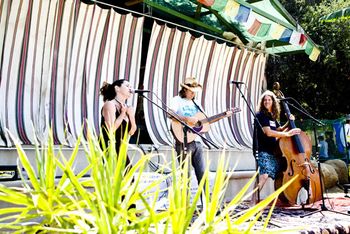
169, 96, 203, 142
169, 96, 201, 117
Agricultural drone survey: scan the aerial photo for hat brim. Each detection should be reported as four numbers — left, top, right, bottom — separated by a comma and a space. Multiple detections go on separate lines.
180, 83, 202, 92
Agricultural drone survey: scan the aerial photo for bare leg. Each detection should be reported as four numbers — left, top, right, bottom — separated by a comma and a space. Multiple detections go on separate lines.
250, 174, 269, 205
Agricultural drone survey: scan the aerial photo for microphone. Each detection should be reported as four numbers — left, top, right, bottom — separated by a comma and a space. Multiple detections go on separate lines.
131, 89, 151, 94
230, 81, 245, 85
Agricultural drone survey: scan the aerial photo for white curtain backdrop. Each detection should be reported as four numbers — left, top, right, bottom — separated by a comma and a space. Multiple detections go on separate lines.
143, 22, 267, 149
0, 0, 144, 146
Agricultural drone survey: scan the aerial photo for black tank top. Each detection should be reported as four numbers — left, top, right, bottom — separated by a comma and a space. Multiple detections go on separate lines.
100, 107, 130, 153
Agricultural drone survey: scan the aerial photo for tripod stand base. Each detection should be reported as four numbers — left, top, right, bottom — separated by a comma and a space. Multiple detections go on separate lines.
300, 204, 350, 218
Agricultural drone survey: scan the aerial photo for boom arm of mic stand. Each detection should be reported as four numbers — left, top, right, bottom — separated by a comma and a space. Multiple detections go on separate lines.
281, 99, 325, 126
233, 83, 263, 130
139, 93, 220, 149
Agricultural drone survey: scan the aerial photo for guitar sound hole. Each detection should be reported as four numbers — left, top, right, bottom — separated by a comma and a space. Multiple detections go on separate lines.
195, 121, 202, 128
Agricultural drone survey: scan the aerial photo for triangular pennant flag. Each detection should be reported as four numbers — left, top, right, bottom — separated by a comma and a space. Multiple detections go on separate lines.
289, 31, 301, 46
235, 4, 250, 22
257, 23, 271, 37
248, 19, 261, 35
299, 34, 307, 46
309, 47, 320, 61
223, 0, 240, 21
197, 0, 215, 7
271, 24, 285, 39
211, 0, 228, 11
279, 28, 293, 42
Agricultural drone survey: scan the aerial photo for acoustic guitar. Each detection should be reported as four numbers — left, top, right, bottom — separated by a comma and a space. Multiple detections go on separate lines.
171, 107, 241, 143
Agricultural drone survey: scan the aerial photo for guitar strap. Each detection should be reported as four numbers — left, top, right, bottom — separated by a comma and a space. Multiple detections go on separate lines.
192, 100, 207, 118
192, 99, 211, 149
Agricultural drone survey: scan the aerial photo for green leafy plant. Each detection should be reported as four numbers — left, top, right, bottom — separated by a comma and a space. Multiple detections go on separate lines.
0, 126, 300, 233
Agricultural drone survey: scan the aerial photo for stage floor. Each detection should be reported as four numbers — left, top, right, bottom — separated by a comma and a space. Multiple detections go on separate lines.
235, 186, 350, 233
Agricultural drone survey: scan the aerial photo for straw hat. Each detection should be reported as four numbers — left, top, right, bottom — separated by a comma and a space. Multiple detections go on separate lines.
180, 77, 202, 92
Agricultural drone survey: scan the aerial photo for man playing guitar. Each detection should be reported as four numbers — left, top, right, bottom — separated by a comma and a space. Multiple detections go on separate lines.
168, 77, 235, 195
169, 77, 207, 192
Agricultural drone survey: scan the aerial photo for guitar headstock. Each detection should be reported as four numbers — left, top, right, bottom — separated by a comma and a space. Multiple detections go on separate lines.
226, 107, 241, 116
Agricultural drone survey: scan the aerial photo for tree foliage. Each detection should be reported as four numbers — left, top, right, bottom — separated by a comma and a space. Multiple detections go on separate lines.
266, 0, 350, 119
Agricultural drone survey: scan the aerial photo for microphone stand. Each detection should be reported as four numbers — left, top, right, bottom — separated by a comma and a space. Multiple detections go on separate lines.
233, 82, 263, 203
280, 98, 324, 126
281, 98, 350, 217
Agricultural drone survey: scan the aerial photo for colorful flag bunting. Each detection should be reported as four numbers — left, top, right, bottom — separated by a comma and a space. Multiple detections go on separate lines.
289, 31, 301, 46
305, 41, 313, 55
211, 0, 228, 11
223, 0, 240, 21
248, 19, 261, 35
244, 11, 256, 29
257, 23, 271, 37
235, 5, 250, 23
279, 28, 293, 42
309, 47, 320, 61
299, 34, 307, 46
196, 0, 317, 61
271, 24, 285, 39
197, 0, 215, 7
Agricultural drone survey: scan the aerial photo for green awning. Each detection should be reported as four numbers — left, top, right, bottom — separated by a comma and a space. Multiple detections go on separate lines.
141, 0, 321, 61
320, 6, 350, 22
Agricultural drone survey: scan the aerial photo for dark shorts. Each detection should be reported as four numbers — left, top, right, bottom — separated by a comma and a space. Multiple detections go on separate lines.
257, 151, 281, 180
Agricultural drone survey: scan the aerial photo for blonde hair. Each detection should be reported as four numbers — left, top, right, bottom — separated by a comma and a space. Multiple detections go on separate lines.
257, 90, 280, 119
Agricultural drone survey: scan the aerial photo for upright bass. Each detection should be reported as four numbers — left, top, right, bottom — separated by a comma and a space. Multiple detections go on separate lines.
273, 83, 322, 205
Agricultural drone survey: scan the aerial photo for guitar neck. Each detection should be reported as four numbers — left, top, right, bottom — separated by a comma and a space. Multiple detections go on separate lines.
202, 112, 228, 124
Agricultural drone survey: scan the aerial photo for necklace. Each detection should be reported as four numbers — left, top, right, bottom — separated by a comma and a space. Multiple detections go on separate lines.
114, 98, 129, 121
114, 98, 128, 107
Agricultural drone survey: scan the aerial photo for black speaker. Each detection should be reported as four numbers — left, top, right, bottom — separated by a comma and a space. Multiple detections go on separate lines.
0, 166, 18, 181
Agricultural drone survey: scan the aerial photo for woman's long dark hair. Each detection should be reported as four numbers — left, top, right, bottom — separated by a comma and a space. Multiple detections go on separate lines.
100, 79, 125, 101
257, 90, 280, 120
